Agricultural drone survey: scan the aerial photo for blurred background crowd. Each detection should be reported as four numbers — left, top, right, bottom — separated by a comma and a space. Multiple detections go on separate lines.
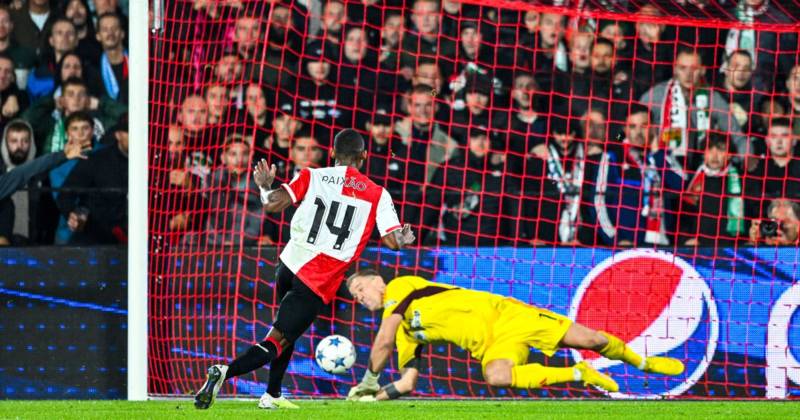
0, 0, 128, 246
157, 1, 800, 248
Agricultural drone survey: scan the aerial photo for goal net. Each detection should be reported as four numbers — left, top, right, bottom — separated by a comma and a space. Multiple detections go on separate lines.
148, 0, 800, 399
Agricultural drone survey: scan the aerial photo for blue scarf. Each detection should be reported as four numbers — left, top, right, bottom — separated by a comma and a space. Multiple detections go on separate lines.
101, 50, 128, 100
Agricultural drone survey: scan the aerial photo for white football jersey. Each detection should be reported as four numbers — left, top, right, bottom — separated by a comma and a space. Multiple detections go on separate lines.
278, 166, 401, 303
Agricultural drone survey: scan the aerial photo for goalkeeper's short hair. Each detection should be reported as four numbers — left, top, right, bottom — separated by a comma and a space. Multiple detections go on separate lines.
346, 268, 381, 289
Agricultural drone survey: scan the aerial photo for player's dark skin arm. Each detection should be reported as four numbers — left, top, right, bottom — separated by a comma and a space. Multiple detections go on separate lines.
380, 224, 416, 250
261, 188, 293, 213
253, 159, 293, 213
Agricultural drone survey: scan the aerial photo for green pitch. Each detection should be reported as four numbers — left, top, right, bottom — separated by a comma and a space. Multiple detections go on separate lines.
0, 400, 797, 419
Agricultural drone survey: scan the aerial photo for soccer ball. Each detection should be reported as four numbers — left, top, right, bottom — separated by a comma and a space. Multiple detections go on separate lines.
315, 334, 356, 374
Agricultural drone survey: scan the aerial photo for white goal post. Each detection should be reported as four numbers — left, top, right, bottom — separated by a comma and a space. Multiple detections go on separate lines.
128, 0, 150, 401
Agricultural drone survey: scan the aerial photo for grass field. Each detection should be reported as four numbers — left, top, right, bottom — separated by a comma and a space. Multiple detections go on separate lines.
0, 400, 798, 419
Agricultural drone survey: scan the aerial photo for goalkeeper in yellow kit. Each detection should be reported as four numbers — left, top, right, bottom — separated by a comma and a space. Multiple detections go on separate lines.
345, 271, 684, 400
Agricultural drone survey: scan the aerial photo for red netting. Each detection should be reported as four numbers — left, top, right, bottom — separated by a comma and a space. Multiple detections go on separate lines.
148, 0, 800, 399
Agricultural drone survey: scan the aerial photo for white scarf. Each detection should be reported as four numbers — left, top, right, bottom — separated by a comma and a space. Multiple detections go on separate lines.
546, 143, 584, 243
666, 80, 689, 156
593, 151, 617, 241
555, 41, 568, 73
724, 0, 769, 70
661, 79, 710, 157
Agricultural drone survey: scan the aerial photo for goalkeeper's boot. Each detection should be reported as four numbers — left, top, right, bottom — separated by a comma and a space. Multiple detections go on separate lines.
575, 361, 619, 393
194, 365, 228, 409
643, 357, 685, 376
258, 393, 300, 410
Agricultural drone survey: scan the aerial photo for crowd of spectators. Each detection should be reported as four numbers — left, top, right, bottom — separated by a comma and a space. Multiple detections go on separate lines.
151, 0, 800, 249
0, 0, 128, 246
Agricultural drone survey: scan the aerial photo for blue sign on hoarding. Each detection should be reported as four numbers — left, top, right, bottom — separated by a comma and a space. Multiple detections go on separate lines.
160, 246, 800, 399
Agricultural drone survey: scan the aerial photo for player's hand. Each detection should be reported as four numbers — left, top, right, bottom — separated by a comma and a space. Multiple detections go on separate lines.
347, 382, 380, 401
347, 369, 381, 401
253, 159, 276, 190
398, 223, 415, 246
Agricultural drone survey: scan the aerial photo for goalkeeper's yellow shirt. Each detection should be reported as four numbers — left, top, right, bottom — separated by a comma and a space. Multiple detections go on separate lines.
381, 275, 506, 368
381, 275, 573, 369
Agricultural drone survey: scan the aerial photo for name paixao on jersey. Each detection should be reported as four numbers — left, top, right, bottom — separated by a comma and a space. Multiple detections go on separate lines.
320, 175, 369, 191
278, 166, 401, 303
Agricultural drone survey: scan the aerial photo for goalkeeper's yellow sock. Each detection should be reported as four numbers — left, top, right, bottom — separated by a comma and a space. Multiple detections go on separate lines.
598, 331, 646, 370
511, 363, 579, 388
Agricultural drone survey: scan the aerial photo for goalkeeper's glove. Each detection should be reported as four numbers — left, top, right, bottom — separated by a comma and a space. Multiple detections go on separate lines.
347, 370, 381, 401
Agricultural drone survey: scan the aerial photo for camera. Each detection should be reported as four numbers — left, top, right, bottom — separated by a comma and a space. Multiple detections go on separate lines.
760, 219, 782, 238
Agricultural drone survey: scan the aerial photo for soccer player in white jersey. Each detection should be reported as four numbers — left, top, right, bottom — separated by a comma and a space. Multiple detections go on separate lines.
194, 129, 415, 409
195, 129, 416, 410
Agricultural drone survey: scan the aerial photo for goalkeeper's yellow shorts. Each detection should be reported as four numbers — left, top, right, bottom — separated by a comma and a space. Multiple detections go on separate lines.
481, 299, 573, 369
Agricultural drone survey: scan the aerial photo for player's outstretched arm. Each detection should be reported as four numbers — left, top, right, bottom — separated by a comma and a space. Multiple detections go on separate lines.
367, 313, 402, 373
254, 159, 292, 213
347, 313, 403, 401
381, 224, 416, 250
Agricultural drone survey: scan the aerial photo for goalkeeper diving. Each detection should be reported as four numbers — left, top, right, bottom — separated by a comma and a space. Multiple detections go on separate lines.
346, 271, 685, 400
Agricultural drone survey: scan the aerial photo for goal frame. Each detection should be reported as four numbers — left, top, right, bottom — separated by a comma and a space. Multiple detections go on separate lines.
128, 0, 150, 401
